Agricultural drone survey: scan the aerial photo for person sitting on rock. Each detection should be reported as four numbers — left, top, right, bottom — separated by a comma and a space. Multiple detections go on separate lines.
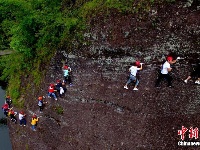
184, 62, 200, 84
63, 64, 72, 86
124, 61, 143, 91
5, 95, 12, 108
155, 56, 177, 88
48, 84, 57, 100
1, 103, 9, 117
31, 114, 39, 131
19, 111, 26, 126
8, 108, 17, 123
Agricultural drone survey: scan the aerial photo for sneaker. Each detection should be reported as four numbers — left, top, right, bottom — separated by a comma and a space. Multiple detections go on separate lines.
184, 80, 187, 83
168, 85, 174, 88
133, 88, 138, 91
24, 125, 26, 126
69, 83, 73, 86
124, 86, 128, 89
195, 80, 200, 84
48, 96, 51, 98
55, 98, 58, 101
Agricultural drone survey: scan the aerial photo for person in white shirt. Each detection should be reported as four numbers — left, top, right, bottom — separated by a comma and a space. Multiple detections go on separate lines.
155, 56, 177, 88
124, 61, 143, 91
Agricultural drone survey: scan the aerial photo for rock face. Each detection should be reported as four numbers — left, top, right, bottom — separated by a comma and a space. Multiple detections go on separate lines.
8, 2, 200, 150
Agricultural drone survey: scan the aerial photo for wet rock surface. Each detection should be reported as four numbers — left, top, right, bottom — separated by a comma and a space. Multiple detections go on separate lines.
9, 1, 200, 150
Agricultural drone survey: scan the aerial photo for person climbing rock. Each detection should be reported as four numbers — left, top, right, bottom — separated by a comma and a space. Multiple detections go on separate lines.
19, 111, 26, 126
38, 96, 47, 113
184, 62, 200, 84
63, 64, 73, 86
55, 79, 64, 97
1, 103, 9, 117
5, 95, 12, 108
8, 108, 17, 123
48, 84, 58, 100
124, 61, 143, 91
155, 55, 177, 88
31, 114, 39, 131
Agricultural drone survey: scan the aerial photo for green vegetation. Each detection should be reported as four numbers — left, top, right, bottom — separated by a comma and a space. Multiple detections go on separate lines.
54, 105, 64, 115
0, 0, 176, 106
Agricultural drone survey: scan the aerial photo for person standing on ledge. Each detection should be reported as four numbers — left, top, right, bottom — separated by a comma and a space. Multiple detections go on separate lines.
155, 56, 177, 88
124, 61, 143, 91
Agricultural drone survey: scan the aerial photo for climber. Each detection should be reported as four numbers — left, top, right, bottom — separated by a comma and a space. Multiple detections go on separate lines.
124, 61, 143, 91
8, 108, 17, 123
19, 111, 26, 126
31, 114, 39, 131
5, 95, 12, 108
63, 64, 73, 86
155, 55, 177, 88
184, 62, 200, 84
48, 84, 58, 100
1, 103, 9, 116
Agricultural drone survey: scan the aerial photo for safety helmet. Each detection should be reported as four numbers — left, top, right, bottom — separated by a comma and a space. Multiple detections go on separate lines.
63, 65, 68, 70
135, 61, 141, 67
167, 56, 173, 61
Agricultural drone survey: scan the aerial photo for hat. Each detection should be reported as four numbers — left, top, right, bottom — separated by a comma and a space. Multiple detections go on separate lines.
135, 61, 141, 66
63, 65, 68, 70
167, 56, 173, 61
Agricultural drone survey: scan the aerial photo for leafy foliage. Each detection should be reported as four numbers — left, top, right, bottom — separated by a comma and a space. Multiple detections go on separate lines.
0, 0, 175, 106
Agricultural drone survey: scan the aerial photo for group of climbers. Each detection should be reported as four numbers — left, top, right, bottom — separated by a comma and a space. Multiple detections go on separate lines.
47, 63, 72, 100
1, 62, 73, 131
124, 54, 200, 90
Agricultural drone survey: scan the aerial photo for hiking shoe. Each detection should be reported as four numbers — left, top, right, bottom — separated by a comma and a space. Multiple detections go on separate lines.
184, 80, 187, 83
133, 88, 138, 91
124, 86, 128, 89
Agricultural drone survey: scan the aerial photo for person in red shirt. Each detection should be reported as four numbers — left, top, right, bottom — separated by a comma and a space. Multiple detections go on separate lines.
2, 103, 9, 116
48, 84, 57, 100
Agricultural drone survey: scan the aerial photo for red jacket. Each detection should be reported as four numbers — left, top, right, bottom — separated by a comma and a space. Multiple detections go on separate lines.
48, 86, 55, 93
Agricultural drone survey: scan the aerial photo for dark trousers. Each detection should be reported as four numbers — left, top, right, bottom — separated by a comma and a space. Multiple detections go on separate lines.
156, 73, 172, 87
39, 106, 43, 112
64, 75, 72, 84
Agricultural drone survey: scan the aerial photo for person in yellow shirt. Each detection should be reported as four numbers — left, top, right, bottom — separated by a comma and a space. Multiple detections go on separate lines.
31, 115, 39, 131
